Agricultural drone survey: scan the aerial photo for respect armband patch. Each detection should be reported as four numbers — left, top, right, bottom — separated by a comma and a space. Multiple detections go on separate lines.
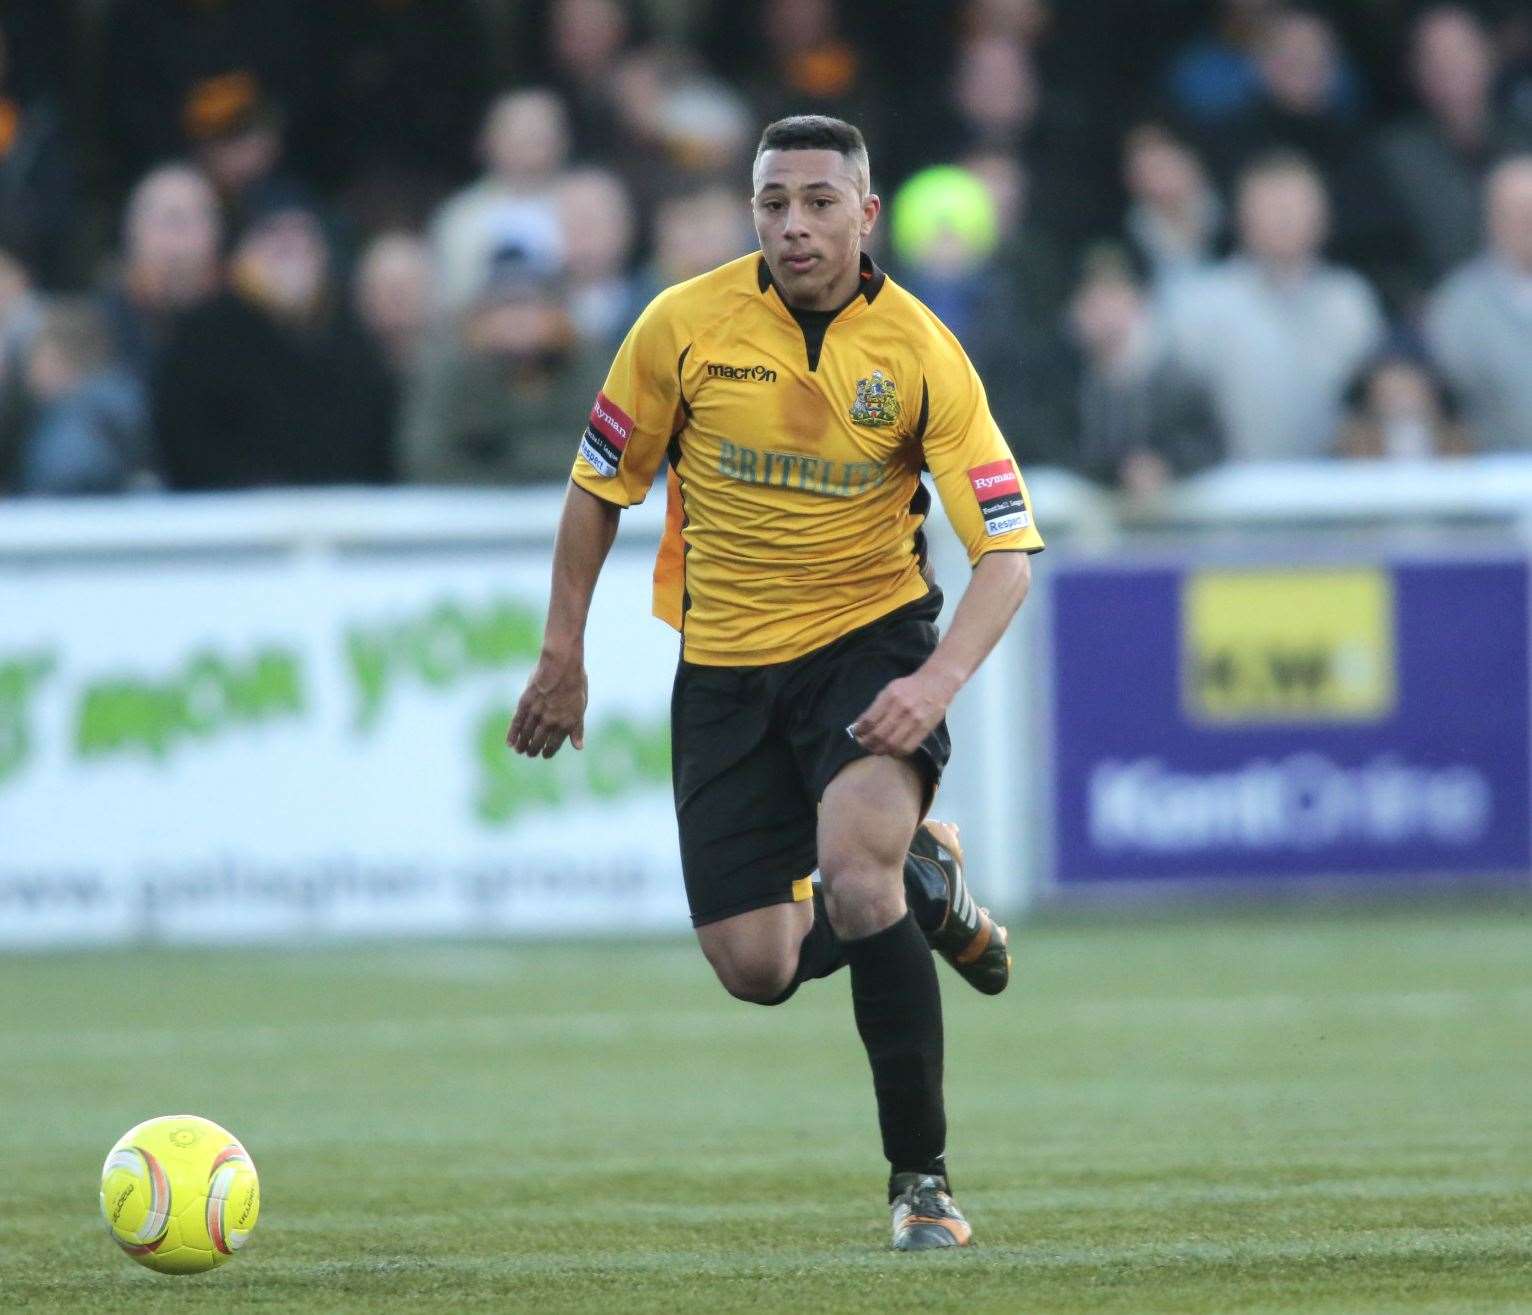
578, 391, 635, 477
967, 459, 1029, 536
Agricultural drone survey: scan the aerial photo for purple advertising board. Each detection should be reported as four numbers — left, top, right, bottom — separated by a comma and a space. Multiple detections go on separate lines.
1049, 559, 1531, 883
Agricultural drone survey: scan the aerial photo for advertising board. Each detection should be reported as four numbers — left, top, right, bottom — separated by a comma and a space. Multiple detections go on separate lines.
1050, 559, 1531, 883
0, 546, 684, 946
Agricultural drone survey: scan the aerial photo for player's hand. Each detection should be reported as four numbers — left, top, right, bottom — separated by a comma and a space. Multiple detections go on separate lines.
506, 652, 588, 758
848, 668, 958, 757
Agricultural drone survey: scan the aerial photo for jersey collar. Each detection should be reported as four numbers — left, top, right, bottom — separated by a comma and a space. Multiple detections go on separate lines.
756, 251, 886, 321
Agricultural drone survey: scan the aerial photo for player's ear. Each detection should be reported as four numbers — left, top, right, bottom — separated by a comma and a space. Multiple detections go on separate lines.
861, 192, 881, 238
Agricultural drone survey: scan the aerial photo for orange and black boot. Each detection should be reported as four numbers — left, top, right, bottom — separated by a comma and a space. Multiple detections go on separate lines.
906, 820, 1011, 996
889, 1172, 975, 1251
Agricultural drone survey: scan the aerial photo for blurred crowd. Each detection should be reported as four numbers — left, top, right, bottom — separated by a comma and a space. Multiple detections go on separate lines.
2, 0, 1532, 500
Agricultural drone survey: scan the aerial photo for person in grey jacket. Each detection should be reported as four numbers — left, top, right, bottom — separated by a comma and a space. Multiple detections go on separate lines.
1163, 151, 1385, 461
1425, 154, 1532, 452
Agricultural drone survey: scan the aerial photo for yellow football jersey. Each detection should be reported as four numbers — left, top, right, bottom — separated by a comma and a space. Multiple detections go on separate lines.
572, 252, 1044, 665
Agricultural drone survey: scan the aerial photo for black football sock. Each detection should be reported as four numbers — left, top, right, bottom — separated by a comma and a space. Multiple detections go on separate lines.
763, 886, 846, 1005
843, 911, 947, 1183
796, 885, 847, 980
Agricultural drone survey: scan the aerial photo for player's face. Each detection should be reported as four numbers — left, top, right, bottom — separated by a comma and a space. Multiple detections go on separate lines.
751, 148, 880, 311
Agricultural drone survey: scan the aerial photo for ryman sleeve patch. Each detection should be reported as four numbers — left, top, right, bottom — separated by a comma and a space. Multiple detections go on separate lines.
967, 459, 1029, 535
579, 391, 635, 477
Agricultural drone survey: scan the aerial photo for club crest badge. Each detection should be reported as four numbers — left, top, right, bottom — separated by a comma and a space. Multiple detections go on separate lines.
849, 370, 901, 428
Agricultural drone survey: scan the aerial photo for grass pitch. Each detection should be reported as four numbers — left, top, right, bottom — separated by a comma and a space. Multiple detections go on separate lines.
2, 901, 1530, 1313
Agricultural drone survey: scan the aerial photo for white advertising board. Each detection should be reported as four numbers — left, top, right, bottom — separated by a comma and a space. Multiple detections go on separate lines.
0, 509, 685, 947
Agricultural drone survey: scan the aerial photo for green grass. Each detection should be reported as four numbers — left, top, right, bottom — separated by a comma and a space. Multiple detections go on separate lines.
2, 903, 1531, 1313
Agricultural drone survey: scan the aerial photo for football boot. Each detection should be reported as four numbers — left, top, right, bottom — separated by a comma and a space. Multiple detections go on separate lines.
889, 1173, 974, 1251
907, 820, 1012, 996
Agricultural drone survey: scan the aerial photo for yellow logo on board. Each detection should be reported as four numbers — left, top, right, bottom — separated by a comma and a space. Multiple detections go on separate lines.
1182, 569, 1396, 723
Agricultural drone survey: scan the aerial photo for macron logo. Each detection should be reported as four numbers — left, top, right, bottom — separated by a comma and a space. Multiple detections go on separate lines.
706, 362, 778, 383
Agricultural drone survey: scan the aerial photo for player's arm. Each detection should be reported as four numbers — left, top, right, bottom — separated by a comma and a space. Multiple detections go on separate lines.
506, 287, 685, 758
853, 330, 1044, 757
506, 483, 620, 758
851, 552, 1030, 756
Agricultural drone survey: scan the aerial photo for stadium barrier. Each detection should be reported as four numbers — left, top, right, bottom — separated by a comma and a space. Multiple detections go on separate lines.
2, 460, 1531, 948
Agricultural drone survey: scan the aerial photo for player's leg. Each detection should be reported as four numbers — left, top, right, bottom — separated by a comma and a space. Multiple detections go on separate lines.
817, 754, 918, 935
786, 591, 1011, 994
674, 660, 847, 1004
695, 896, 810, 1003
818, 755, 973, 1250
694, 873, 859, 1004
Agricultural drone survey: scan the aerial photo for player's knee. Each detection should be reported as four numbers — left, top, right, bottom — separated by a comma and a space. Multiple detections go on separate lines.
703, 945, 796, 1005
820, 863, 905, 940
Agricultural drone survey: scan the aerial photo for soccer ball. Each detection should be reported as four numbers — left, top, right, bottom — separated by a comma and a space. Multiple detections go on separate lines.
99, 1114, 260, 1274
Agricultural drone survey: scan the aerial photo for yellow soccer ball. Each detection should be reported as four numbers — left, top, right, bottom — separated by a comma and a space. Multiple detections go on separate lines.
99, 1114, 260, 1274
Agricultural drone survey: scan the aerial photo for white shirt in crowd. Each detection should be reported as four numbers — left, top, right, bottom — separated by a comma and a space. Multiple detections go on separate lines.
1164, 255, 1386, 461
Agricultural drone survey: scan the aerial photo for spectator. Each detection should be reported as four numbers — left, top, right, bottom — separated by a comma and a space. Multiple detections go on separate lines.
1165, 0, 1283, 125
0, 244, 41, 377
949, 28, 1111, 247
1200, 10, 1394, 282
100, 0, 328, 193
353, 231, 435, 382
182, 72, 339, 257
1165, 152, 1386, 461
699, 0, 886, 142
352, 230, 434, 471
1069, 245, 1224, 494
634, 183, 756, 300
322, 0, 489, 229
888, 166, 1004, 348
1426, 154, 1532, 451
958, 146, 1071, 321
431, 90, 572, 316
967, 0, 1050, 43
746, 0, 875, 132
952, 33, 1040, 153
556, 168, 642, 350
957, 146, 1026, 235
1377, 6, 1532, 296
0, 246, 43, 489
1251, 8, 1359, 130
401, 244, 610, 486
0, 29, 72, 287
514, 0, 647, 162
803, 1, 960, 178
99, 165, 223, 387
1337, 350, 1473, 459
1121, 123, 1224, 295
154, 205, 394, 489
887, 161, 1072, 464
604, 43, 754, 220
17, 299, 155, 496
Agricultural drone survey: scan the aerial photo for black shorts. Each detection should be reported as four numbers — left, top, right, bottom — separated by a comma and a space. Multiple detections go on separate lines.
671, 590, 951, 927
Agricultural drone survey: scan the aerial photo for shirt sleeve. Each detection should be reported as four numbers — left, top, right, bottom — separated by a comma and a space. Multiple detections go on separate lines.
570, 291, 687, 507
918, 330, 1045, 562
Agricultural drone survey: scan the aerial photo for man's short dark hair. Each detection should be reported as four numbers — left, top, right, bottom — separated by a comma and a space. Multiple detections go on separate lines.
753, 115, 871, 196
757, 115, 865, 158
